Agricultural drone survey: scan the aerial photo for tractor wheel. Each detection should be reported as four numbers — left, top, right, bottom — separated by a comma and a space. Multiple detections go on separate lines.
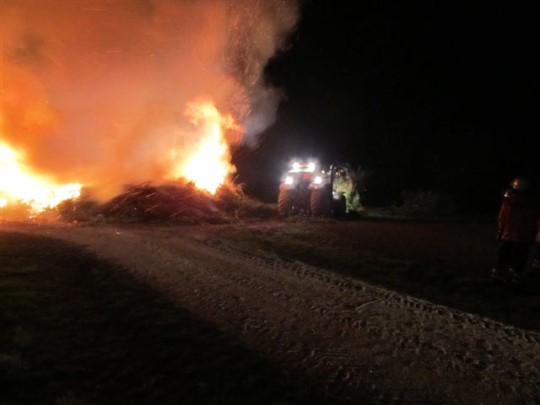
331, 193, 347, 216
278, 189, 294, 216
310, 187, 330, 216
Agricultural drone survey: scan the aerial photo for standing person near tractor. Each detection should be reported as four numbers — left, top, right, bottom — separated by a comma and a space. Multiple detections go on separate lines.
531, 217, 540, 273
491, 177, 540, 284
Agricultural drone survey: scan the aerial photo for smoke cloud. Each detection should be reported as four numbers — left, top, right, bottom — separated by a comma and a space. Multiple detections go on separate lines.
0, 0, 299, 198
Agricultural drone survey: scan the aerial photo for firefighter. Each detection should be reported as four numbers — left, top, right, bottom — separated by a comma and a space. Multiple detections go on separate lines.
491, 177, 540, 284
532, 218, 540, 273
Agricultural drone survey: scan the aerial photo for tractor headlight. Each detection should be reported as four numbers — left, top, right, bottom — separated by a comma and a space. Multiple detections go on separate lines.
313, 175, 323, 185
307, 161, 316, 172
284, 175, 294, 185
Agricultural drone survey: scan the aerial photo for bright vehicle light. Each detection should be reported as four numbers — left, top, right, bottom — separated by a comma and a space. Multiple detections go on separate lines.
284, 175, 294, 185
292, 162, 301, 171
313, 175, 323, 185
307, 162, 316, 172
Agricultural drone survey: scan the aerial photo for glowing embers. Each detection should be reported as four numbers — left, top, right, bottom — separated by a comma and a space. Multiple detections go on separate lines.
0, 142, 81, 214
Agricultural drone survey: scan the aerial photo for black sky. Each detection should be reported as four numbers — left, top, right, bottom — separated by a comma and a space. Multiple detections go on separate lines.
234, 1, 539, 211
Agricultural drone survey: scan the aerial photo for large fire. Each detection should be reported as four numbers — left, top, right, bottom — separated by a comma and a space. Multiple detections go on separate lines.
171, 100, 239, 194
0, 142, 81, 214
0, 99, 237, 217
1, 1, 299, 214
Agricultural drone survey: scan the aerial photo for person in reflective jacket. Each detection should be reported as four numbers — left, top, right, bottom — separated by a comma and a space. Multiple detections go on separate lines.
492, 177, 540, 284
531, 218, 540, 273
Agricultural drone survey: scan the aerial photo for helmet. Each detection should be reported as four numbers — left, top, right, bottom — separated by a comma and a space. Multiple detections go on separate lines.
511, 177, 529, 191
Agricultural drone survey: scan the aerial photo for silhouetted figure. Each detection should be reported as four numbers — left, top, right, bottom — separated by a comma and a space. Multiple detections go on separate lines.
532, 218, 540, 273
492, 177, 540, 284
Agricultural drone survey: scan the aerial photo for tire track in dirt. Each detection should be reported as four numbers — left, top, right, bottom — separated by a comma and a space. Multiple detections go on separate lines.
199, 237, 540, 402
10, 224, 540, 404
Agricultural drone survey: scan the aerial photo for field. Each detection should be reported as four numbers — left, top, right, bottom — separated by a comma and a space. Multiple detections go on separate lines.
1, 217, 539, 404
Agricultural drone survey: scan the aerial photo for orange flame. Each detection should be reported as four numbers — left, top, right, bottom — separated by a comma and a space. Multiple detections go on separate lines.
0, 141, 81, 214
171, 100, 239, 194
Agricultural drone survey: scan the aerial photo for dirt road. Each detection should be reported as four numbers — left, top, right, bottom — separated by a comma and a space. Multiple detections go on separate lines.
3, 221, 540, 404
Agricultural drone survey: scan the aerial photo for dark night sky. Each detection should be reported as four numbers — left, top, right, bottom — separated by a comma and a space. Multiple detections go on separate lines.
234, 1, 539, 211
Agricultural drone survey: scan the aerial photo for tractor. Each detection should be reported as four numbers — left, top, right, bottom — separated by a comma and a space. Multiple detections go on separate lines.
277, 159, 358, 216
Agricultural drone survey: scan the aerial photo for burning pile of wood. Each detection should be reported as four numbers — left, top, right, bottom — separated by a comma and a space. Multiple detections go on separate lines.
101, 182, 232, 223
56, 181, 276, 224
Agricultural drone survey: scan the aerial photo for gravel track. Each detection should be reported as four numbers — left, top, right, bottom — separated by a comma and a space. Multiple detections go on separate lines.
8, 223, 540, 404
